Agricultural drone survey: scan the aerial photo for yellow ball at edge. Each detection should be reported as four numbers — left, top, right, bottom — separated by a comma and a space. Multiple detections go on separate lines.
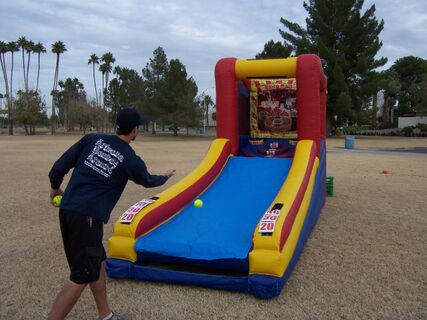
53, 195, 62, 207
194, 199, 203, 208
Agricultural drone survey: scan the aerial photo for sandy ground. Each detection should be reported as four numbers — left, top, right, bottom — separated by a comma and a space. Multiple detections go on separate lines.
0, 134, 426, 320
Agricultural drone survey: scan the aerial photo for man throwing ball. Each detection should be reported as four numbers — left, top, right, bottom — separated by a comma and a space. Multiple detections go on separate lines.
48, 107, 175, 320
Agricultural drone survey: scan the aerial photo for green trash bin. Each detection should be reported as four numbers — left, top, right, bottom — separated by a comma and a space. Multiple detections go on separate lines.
326, 176, 334, 197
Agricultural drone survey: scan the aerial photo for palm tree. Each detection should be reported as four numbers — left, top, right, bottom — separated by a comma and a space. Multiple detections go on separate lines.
113, 65, 121, 80
7, 41, 20, 135
100, 52, 116, 109
0, 41, 9, 95
99, 63, 107, 104
88, 53, 99, 106
0, 41, 11, 134
201, 94, 214, 127
33, 42, 46, 92
100, 52, 115, 132
51, 41, 67, 134
101, 52, 115, 90
24, 40, 34, 91
17, 37, 28, 91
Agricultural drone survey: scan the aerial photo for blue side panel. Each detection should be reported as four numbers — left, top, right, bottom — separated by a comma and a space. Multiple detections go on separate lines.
137, 252, 249, 273
136, 157, 292, 267
248, 142, 326, 298
106, 258, 249, 292
248, 275, 282, 298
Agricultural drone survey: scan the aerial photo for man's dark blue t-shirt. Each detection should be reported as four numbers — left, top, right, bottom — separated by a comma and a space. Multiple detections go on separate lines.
49, 134, 168, 223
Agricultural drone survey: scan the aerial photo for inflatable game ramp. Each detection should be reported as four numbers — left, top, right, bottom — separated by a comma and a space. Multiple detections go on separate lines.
106, 55, 327, 298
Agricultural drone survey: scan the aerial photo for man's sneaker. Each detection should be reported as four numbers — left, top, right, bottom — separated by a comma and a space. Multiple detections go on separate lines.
105, 312, 132, 320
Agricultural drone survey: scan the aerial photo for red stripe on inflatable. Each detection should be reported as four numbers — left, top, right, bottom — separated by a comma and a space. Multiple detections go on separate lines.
320, 75, 327, 140
215, 58, 239, 155
242, 149, 257, 157
296, 55, 322, 157
134, 141, 231, 239
279, 143, 316, 250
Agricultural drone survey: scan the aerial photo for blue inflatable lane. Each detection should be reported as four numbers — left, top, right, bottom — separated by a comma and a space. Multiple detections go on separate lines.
135, 156, 292, 269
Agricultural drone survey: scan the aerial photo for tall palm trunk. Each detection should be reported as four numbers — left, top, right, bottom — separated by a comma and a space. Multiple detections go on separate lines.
51, 54, 60, 135
382, 93, 390, 126
9, 52, 15, 135
0, 53, 11, 134
101, 72, 106, 132
36, 53, 41, 92
104, 72, 110, 132
371, 94, 378, 128
21, 49, 26, 91
26, 51, 31, 91
92, 63, 98, 105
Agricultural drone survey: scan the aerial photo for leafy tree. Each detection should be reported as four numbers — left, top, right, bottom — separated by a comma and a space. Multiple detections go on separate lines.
256, 40, 292, 59
70, 100, 104, 134
411, 74, 427, 112
56, 77, 86, 131
107, 67, 145, 122
180, 77, 202, 135
391, 56, 427, 113
379, 69, 400, 124
142, 47, 169, 134
159, 59, 201, 136
88, 53, 100, 105
280, 0, 387, 129
361, 71, 381, 127
14, 89, 47, 135
51, 40, 67, 134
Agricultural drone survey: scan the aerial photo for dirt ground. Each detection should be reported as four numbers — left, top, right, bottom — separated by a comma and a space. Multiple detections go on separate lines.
0, 134, 426, 320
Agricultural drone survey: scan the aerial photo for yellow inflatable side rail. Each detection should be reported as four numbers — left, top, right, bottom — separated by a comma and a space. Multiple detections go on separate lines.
235, 57, 297, 79
108, 138, 231, 262
249, 140, 319, 276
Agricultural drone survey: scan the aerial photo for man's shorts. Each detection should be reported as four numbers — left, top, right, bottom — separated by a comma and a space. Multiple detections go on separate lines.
59, 209, 107, 284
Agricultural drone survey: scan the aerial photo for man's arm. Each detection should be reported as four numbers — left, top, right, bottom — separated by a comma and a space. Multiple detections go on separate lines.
128, 156, 175, 188
48, 135, 91, 201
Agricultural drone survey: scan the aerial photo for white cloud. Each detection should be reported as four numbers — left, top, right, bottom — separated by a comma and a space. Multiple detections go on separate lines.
1, 0, 426, 114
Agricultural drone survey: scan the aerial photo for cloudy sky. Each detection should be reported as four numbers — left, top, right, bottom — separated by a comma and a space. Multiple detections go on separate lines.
1, 0, 426, 113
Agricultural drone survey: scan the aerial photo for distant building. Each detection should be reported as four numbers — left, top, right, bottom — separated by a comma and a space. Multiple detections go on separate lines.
398, 112, 427, 128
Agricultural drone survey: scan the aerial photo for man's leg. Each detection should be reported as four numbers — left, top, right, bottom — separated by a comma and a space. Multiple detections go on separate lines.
90, 261, 112, 319
48, 281, 87, 320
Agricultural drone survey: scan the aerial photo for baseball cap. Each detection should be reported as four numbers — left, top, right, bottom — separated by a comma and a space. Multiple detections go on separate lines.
116, 107, 142, 134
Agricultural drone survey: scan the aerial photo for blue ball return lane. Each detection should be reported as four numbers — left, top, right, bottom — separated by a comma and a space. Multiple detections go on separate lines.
135, 156, 292, 269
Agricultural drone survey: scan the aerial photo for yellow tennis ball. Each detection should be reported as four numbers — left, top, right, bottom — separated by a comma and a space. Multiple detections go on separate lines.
53, 195, 62, 207
194, 199, 203, 208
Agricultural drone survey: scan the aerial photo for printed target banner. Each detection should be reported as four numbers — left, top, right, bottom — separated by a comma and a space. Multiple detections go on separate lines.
119, 199, 155, 224
250, 79, 297, 139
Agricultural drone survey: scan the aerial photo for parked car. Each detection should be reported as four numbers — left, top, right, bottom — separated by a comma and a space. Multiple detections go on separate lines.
168, 125, 181, 132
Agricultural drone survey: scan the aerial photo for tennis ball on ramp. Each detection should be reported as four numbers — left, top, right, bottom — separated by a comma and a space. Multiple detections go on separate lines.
194, 199, 203, 208
53, 195, 62, 207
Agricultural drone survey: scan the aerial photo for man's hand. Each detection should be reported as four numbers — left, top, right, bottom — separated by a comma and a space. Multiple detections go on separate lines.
164, 169, 176, 179
50, 188, 63, 207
